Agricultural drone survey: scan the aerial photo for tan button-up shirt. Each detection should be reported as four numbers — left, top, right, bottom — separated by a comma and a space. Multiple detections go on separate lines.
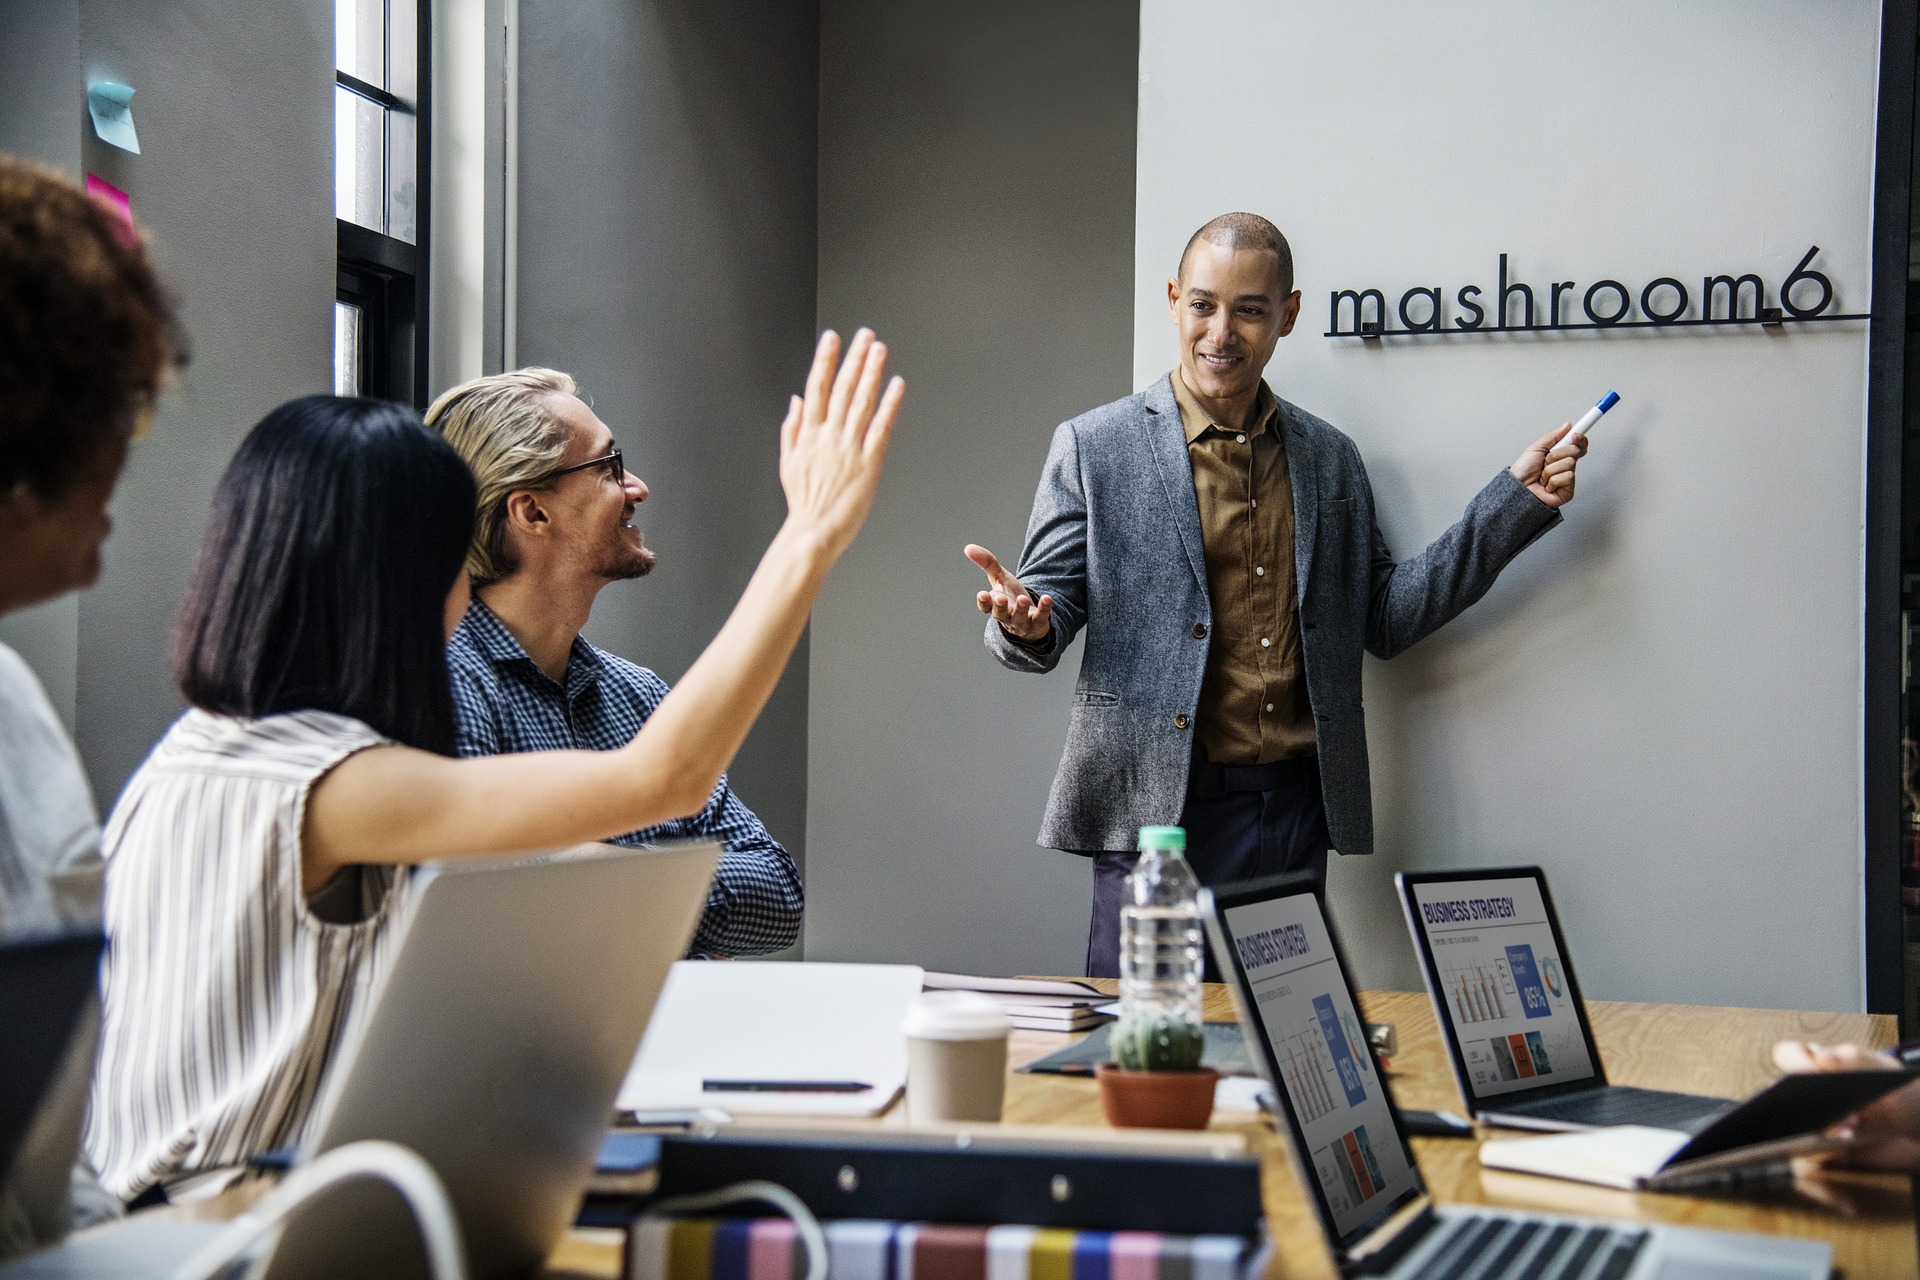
1172, 369, 1316, 766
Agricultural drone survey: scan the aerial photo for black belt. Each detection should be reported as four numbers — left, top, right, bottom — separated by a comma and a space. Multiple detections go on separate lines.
1188, 753, 1318, 794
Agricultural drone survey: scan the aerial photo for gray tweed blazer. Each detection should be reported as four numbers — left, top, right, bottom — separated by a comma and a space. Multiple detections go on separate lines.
986, 374, 1560, 857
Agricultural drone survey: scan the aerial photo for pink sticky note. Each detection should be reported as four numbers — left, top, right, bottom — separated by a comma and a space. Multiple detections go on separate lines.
84, 174, 136, 246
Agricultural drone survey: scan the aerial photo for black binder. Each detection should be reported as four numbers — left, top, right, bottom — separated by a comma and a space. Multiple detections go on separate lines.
0, 932, 104, 1178
651, 1127, 1264, 1235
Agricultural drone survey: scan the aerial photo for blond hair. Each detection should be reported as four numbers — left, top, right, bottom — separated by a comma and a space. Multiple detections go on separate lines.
424, 367, 579, 586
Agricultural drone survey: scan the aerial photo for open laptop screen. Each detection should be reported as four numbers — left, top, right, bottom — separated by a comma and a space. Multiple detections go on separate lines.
1212, 883, 1422, 1247
1402, 872, 1598, 1101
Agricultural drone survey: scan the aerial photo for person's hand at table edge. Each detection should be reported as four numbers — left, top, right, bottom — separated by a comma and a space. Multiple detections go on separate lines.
1772, 1039, 1920, 1172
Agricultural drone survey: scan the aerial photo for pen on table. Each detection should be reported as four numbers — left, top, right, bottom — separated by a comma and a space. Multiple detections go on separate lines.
702, 1079, 874, 1093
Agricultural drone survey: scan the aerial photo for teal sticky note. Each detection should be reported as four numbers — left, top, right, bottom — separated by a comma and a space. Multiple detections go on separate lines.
87, 82, 140, 154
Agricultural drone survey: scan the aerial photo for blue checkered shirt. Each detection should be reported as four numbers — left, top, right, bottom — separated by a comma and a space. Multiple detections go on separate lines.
445, 599, 802, 956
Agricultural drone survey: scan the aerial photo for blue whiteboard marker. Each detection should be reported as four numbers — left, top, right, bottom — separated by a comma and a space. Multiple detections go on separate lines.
1566, 390, 1619, 446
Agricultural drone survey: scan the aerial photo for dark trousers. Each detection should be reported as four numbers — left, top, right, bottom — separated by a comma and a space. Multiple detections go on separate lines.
1085, 754, 1331, 980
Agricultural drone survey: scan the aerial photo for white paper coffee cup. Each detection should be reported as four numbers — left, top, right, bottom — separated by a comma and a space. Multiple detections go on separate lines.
902, 992, 1009, 1125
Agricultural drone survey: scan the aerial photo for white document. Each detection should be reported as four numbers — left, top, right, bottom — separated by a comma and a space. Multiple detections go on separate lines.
1479, 1125, 1695, 1189
620, 961, 924, 1117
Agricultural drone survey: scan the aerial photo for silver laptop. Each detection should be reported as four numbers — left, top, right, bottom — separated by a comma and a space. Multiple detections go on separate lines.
0, 841, 717, 1280
1396, 867, 1732, 1134
1201, 873, 1829, 1280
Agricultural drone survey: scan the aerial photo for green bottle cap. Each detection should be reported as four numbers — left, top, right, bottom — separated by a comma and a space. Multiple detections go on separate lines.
1138, 825, 1186, 852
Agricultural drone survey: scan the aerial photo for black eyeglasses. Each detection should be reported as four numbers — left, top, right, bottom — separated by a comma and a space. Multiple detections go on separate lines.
538, 447, 624, 485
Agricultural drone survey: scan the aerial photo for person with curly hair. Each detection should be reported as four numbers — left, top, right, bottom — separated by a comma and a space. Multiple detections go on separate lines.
0, 154, 184, 1257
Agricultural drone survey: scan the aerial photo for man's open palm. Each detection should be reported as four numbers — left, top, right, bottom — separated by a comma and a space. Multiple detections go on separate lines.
965, 544, 1052, 642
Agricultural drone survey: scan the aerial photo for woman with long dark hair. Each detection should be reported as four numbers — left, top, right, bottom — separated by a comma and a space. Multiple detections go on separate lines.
87, 331, 902, 1200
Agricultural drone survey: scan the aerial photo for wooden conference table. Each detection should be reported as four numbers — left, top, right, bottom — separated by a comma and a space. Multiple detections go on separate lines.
546, 985, 1914, 1280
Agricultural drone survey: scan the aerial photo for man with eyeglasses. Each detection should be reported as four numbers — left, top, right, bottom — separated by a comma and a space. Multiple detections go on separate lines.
428, 368, 802, 957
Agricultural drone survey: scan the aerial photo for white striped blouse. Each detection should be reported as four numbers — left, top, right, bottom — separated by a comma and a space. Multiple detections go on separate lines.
86, 709, 413, 1199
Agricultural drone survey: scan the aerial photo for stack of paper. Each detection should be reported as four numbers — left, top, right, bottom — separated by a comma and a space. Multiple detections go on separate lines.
923, 972, 1112, 1033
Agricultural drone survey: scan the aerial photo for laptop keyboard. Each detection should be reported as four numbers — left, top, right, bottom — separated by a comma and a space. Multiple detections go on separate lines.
1497, 1086, 1731, 1131
1410, 1217, 1648, 1280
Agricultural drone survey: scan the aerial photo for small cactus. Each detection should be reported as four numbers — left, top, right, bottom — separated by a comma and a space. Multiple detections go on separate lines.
1111, 1010, 1205, 1072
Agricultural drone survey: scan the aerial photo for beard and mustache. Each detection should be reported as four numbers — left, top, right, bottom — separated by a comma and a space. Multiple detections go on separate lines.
597, 517, 657, 582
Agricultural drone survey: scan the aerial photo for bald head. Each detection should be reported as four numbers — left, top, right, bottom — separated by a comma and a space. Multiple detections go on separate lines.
1177, 213, 1294, 295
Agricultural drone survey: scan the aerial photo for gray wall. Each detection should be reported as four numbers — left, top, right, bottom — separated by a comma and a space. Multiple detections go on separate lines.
72, 0, 337, 805
514, 0, 821, 894
1136, 0, 1877, 1011
0, 0, 82, 732
0, 0, 79, 178
0, 2, 336, 803
807, 1, 1139, 973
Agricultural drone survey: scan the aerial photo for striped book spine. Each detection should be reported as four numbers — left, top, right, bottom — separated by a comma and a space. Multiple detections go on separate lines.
627, 1217, 1263, 1280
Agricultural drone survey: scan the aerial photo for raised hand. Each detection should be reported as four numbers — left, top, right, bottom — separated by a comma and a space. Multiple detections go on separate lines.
779, 328, 906, 558
305, 327, 908, 876
1509, 424, 1588, 509
965, 543, 1052, 643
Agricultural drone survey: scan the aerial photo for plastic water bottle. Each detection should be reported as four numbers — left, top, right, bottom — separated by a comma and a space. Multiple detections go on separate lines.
1117, 825, 1205, 1059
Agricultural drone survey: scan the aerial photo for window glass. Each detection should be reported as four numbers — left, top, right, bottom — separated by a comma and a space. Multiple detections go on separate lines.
334, 85, 385, 232
335, 0, 386, 88
388, 108, 417, 245
333, 301, 363, 396
388, 0, 419, 104
333, 0, 423, 405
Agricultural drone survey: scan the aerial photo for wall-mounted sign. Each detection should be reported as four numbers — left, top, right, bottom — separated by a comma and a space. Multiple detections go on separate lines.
1325, 246, 1865, 339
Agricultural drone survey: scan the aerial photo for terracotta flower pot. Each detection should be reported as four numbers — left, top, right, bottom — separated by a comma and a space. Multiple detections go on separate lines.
1095, 1063, 1220, 1130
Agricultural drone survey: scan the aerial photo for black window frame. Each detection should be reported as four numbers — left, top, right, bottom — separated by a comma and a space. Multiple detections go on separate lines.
335, 0, 431, 409
1868, 0, 1918, 1028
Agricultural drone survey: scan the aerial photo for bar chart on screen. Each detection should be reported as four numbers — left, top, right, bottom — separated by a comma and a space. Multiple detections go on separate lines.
1274, 1013, 1342, 1123
1437, 951, 1513, 1024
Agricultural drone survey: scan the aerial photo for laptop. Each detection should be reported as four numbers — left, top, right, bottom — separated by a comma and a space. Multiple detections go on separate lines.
0, 841, 718, 1280
1200, 873, 1830, 1280
0, 932, 105, 1184
1395, 867, 1732, 1133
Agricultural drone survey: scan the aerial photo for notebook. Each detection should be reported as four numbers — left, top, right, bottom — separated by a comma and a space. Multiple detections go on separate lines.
1478, 1068, 1920, 1191
620, 961, 923, 1117
924, 972, 1113, 1032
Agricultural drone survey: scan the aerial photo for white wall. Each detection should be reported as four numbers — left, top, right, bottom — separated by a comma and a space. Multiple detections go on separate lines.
1136, 1, 1879, 1009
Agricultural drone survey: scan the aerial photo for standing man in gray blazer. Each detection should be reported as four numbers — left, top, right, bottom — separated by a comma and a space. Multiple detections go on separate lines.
966, 213, 1586, 977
